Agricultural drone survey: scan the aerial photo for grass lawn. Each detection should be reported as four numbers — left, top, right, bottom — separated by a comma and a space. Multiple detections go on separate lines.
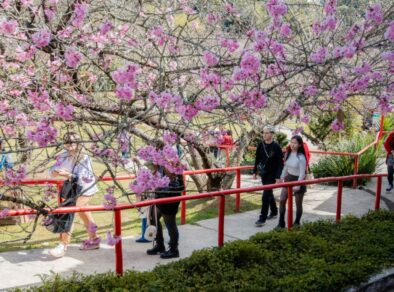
0, 177, 261, 252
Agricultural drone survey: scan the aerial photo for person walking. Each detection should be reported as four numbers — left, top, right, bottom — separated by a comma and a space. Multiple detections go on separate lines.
253, 125, 284, 227
0, 139, 14, 171
277, 135, 307, 228
384, 132, 394, 192
146, 167, 184, 259
48, 132, 100, 258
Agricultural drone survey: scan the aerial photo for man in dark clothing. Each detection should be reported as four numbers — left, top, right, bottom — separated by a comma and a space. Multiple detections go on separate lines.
384, 132, 394, 192
253, 125, 284, 226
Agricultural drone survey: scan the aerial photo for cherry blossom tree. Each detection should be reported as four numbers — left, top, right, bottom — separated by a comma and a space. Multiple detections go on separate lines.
0, 0, 393, 241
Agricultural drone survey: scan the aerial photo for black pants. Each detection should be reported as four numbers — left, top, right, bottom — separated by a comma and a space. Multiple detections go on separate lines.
259, 176, 278, 221
150, 206, 179, 250
387, 156, 394, 186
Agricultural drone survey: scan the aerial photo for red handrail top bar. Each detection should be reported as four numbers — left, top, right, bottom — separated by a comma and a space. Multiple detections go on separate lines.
184, 165, 253, 175
6, 173, 387, 217
0, 175, 136, 186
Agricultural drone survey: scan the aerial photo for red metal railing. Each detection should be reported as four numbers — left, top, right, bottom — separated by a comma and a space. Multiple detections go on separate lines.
181, 165, 253, 224
5, 173, 386, 276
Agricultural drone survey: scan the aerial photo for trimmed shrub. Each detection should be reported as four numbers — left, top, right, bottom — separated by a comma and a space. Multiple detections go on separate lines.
20, 210, 394, 292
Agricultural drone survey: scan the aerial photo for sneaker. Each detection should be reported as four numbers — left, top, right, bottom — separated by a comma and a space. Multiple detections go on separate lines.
147, 244, 165, 255
136, 237, 151, 243
49, 243, 66, 258
386, 185, 393, 192
255, 219, 265, 227
79, 237, 101, 250
160, 249, 179, 259
267, 213, 278, 220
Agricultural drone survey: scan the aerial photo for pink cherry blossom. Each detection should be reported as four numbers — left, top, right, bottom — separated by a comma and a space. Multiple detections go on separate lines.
280, 23, 291, 38
304, 85, 318, 97
301, 115, 310, 124
0, 208, 9, 218
27, 118, 57, 147
310, 47, 327, 64
331, 118, 345, 132
207, 13, 220, 24
322, 16, 337, 31
115, 84, 133, 101
0, 19, 18, 35
71, 3, 89, 28
324, 0, 337, 15
240, 52, 260, 75
44, 7, 56, 22
354, 62, 371, 75
330, 84, 347, 102
287, 101, 301, 116
366, 3, 383, 24
65, 47, 83, 68
266, 0, 288, 19
55, 103, 74, 120
194, 95, 220, 112
176, 104, 199, 121
163, 132, 177, 145
103, 192, 117, 210
203, 51, 219, 67
28, 90, 51, 111
385, 22, 394, 42
31, 29, 51, 48
4, 165, 27, 185
112, 64, 139, 87
100, 21, 113, 35
220, 38, 239, 53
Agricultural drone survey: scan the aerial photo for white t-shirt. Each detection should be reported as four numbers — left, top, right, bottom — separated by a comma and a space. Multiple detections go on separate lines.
49, 151, 99, 196
280, 152, 306, 181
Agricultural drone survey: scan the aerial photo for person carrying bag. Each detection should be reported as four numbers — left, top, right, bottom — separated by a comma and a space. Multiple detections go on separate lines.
46, 132, 100, 258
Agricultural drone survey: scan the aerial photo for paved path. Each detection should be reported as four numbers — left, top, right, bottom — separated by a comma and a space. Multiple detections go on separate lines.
1, 176, 393, 291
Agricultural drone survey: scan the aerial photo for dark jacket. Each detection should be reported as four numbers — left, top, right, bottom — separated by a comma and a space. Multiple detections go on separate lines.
253, 140, 284, 179
384, 132, 394, 160
155, 176, 184, 215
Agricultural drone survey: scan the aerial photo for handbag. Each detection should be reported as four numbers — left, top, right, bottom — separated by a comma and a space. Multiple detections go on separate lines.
60, 176, 82, 200
257, 142, 269, 177
43, 176, 82, 233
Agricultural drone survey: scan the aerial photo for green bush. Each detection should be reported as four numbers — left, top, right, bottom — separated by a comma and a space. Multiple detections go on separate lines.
20, 210, 394, 292
311, 133, 381, 186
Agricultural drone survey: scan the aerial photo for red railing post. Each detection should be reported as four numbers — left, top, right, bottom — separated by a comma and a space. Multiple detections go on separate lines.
218, 195, 225, 247
353, 157, 359, 189
336, 181, 343, 223
379, 115, 384, 139
181, 174, 187, 225
56, 181, 63, 205
375, 176, 382, 210
287, 186, 293, 230
235, 169, 241, 212
114, 210, 123, 276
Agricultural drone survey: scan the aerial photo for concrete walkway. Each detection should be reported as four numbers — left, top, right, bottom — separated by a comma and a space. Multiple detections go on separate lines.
1, 176, 393, 291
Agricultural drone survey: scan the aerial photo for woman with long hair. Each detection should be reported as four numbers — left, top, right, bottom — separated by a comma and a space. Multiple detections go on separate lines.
48, 132, 100, 257
277, 135, 307, 228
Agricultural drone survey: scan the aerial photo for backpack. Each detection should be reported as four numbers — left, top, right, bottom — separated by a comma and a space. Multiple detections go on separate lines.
303, 142, 311, 169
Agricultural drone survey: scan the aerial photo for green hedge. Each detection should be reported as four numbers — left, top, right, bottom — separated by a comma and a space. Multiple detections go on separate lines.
19, 211, 394, 292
